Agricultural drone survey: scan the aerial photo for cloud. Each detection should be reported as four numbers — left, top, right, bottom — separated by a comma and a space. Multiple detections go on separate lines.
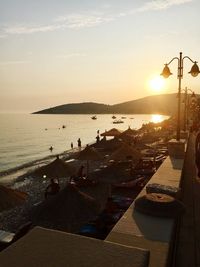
61, 13, 114, 29
136, 0, 193, 12
0, 60, 30, 66
56, 53, 86, 59
4, 12, 115, 35
5, 24, 64, 34
3, 0, 193, 35
0, 34, 7, 38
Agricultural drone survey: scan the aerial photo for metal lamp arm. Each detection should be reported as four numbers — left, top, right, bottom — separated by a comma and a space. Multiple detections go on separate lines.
166, 57, 179, 66
182, 56, 196, 64
187, 88, 194, 94
181, 88, 187, 93
181, 88, 193, 94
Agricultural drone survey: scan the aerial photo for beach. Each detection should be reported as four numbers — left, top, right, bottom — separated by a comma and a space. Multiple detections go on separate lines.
0, 115, 171, 235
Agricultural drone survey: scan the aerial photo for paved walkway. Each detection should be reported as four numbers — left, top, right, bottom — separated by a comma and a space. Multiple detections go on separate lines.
175, 133, 200, 267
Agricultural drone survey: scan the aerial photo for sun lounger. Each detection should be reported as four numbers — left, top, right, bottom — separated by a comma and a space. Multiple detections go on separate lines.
0, 221, 32, 251
0, 230, 14, 242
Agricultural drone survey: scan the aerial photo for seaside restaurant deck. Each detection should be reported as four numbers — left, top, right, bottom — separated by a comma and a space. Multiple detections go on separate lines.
0, 133, 199, 267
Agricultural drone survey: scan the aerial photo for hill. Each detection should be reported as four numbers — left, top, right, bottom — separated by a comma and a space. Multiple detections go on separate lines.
110, 94, 178, 114
33, 102, 110, 114
33, 93, 178, 115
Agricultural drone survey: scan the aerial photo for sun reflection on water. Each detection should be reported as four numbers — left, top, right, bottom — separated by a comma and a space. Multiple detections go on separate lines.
151, 114, 164, 123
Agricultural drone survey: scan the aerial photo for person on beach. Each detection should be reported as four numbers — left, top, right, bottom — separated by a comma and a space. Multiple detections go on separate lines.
71, 142, 73, 150
45, 178, 60, 199
195, 131, 200, 177
77, 138, 81, 149
96, 135, 100, 143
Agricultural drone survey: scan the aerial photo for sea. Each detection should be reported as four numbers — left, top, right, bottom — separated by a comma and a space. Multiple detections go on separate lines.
0, 113, 168, 176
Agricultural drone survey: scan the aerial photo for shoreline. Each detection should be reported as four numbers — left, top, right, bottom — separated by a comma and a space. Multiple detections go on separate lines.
0, 146, 83, 185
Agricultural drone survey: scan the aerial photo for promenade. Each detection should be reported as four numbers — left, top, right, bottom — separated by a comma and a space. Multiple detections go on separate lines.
105, 132, 200, 267
175, 133, 200, 267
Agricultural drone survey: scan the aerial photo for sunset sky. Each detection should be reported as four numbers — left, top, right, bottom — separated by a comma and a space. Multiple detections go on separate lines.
0, 0, 200, 113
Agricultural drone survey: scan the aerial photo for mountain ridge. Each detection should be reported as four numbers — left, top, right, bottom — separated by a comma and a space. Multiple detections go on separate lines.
33, 93, 179, 115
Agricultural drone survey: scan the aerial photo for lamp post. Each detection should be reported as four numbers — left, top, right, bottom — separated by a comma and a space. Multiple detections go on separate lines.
182, 87, 196, 132
161, 52, 200, 141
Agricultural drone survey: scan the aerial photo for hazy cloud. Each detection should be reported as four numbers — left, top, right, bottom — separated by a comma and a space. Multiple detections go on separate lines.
4, 14, 114, 34
63, 13, 114, 29
5, 24, 65, 34
3, 0, 193, 35
56, 53, 86, 59
137, 0, 193, 12
0, 60, 30, 66
0, 34, 7, 38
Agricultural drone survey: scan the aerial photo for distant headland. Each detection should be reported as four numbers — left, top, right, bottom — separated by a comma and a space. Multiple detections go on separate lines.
33, 93, 178, 115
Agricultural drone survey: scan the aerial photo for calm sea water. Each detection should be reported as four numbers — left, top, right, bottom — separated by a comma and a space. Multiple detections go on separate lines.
0, 113, 168, 174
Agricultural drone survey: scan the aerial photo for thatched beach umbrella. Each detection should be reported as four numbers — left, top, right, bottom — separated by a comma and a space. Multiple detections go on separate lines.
108, 144, 141, 162
32, 156, 75, 179
76, 146, 103, 177
92, 162, 131, 183
120, 126, 137, 137
100, 128, 122, 137
30, 184, 102, 232
0, 185, 27, 212
91, 137, 124, 152
117, 127, 137, 144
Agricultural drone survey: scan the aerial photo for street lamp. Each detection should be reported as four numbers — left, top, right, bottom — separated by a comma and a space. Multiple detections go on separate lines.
160, 52, 200, 141
182, 87, 196, 132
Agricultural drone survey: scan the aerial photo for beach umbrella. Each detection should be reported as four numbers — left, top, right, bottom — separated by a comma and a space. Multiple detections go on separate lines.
139, 133, 159, 144
32, 156, 75, 179
105, 138, 124, 150
120, 126, 137, 137
92, 162, 131, 183
118, 134, 134, 144
0, 185, 28, 212
91, 137, 124, 152
118, 127, 137, 144
100, 128, 122, 137
76, 146, 103, 177
108, 144, 141, 162
30, 184, 102, 232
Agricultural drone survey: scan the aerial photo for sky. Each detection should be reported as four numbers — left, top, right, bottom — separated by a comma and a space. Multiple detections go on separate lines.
0, 0, 200, 113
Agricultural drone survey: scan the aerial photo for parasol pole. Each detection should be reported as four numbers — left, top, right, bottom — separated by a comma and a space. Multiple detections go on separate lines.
86, 160, 89, 178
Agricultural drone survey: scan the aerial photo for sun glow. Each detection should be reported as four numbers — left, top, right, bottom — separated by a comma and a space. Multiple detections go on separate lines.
149, 76, 165, 92
151, 114, 164, 124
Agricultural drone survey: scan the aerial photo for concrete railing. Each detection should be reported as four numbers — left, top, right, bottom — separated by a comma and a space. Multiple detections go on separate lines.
106, 155, 184, 267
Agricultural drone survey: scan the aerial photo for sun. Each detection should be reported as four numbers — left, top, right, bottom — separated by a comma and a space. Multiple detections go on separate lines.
149, 76, 165, 92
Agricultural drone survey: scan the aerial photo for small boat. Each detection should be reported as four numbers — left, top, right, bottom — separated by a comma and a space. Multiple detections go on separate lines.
113, 119, 124, 124
112, 115, 116, 119
91, 116, 97, 120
